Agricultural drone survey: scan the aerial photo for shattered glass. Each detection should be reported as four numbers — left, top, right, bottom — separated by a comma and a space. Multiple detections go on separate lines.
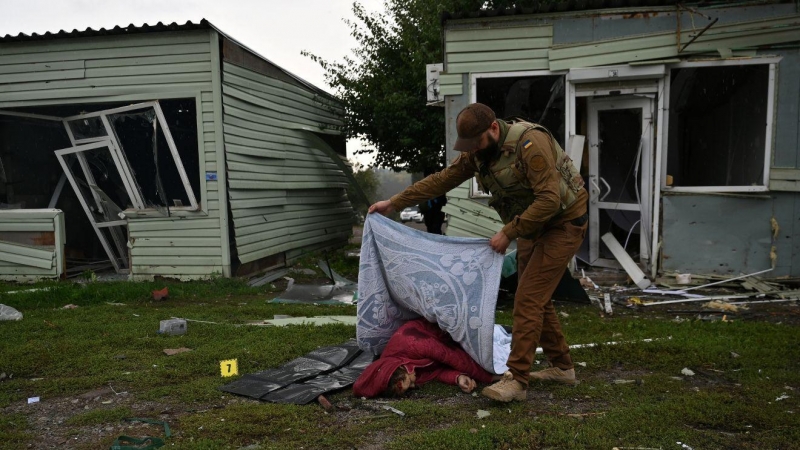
68, 116, 107, 141
108, 108, 190, 211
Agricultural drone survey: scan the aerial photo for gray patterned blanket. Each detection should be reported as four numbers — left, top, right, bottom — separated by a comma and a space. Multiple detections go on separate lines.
356, 213, 504, 373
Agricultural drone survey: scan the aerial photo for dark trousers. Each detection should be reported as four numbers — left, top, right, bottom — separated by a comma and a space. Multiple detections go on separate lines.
507, 219, 587, 385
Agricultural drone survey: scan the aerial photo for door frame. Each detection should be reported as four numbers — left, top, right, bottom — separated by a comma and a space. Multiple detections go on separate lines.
586, 96, 654, 268
567, 66, 666, 274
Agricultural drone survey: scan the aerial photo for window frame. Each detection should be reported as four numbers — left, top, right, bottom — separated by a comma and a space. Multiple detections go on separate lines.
468, 70, 569, 199
659, 58, 779, 193
62, 100, 201, 211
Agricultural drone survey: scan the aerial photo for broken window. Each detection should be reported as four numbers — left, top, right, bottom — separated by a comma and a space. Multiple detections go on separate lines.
0, 98, 201, 275
473, 74, 567, 197
666, 63, 772, 190
64, 100, 200, 210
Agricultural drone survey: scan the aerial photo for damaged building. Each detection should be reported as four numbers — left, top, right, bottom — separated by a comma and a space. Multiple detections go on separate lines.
432, 0, 800, 279
0, 20, 353, 280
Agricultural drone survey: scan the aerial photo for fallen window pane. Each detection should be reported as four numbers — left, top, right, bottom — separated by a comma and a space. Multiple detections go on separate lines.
667, 65, 769, 187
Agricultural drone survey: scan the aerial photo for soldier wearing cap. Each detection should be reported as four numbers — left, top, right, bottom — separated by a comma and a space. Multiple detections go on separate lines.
368, 103, 588, 402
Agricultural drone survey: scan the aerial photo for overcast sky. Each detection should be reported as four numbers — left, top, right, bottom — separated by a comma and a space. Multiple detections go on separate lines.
0, 0, 384, 165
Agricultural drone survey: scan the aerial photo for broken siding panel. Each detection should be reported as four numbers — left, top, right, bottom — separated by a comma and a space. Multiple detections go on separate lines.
222, 62, 351, 265
444, 25, 552, 75
548, 15, 800, 71
0, 210, 64, 280
661, 194, 789, 276
441, 182, 503, 239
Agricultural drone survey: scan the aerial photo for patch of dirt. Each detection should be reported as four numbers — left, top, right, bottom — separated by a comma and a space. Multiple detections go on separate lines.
1, 387, 236, 449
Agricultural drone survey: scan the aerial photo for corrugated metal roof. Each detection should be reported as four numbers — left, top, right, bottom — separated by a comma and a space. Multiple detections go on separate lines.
0, 19, 212, 43
441, 0, 792, 23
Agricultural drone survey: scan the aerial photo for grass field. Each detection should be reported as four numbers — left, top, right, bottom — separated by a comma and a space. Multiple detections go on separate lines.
0, 251, 798, 449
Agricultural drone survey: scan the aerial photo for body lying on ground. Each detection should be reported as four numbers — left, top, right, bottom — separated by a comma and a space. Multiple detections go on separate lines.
353, 318, 496, 397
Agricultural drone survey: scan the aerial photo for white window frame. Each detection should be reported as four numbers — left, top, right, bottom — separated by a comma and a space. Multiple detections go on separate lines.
659, 58, 780, 193
468, 70, 568, 198
54, 140, 135, 272
62, 101, 200, 210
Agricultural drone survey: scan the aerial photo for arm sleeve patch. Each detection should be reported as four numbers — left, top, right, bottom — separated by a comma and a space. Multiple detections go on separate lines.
530, 154, 547, 172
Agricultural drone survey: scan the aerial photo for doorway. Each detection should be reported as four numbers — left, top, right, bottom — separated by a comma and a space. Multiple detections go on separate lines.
585, 96, 654, 268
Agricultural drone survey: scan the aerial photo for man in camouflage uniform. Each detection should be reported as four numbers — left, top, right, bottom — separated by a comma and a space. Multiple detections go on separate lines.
369, 103, 588, 402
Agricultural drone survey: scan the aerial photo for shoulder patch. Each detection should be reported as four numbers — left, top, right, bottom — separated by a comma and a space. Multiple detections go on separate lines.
522, 140, 532, 150
531, 155, 546, 172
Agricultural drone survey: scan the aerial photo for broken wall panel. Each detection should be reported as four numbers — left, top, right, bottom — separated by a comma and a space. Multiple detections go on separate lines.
221, 61, 352, 270
0, 209, 65, 280
661, 194, 786, 276
0, 29, 228, 280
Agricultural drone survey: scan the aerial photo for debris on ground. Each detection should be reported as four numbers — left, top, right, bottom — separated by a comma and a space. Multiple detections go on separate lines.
158, 318, 187, 336
61, 304, 79, 309
382, 405, 405, 417
163, 348, 192, 356
704, 300, 741, 313
248, 268, 289, 287
681, 368, 695, 376
775, 393, 790, 401
317, 395, 334, 411
27, 397, 40, 404
152, 287, 169, 301
0, 304, 22, 320
244, 316, 357, 327
476, 409, 491, 419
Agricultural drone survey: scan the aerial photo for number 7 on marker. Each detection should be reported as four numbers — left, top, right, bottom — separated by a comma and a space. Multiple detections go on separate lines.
220, 358, 238, 377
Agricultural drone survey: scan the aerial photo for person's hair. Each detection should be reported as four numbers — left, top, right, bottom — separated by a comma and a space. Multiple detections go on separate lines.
383, 366, 408, 397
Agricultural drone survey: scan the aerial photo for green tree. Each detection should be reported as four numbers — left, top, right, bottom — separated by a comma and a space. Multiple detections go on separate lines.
346, 161, 380, 218
304, 0, 515, 173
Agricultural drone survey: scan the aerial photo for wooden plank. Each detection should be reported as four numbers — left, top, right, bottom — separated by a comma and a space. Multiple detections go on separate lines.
0, 72, 212, 94
770, 168, 800, 181
446, 25, 552, 42
0, 250, 53, 270
0, 240, 55, 260
131, 265, 223, 275
0, 60, 85, 75
0, 68, 84, 84
447, 37, 552, 53
447, 59, 550, 74
0, 42, 211, 66
132, 256, 223, 266
130, 246, 222, 257
769, 179, 800, 192
0, 30, 210, 56
127, 218, 220, 232
0, 223, 54, 232
439, 84, 463, 96
447, 49, 549, 63
84, 53, 211, 68
131, 237, 221, 247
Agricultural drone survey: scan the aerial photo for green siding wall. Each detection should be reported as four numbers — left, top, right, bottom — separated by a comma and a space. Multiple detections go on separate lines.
0, 30, 225, 279
221, 62, 353, 265
548, 15, 800, 71
440, 25, 553, 96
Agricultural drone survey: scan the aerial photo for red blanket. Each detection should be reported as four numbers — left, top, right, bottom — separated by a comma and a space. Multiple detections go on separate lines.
353, 319, 493, 398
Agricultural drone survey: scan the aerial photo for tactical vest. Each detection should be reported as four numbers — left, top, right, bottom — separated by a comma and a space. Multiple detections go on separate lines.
473, 121, 584, 231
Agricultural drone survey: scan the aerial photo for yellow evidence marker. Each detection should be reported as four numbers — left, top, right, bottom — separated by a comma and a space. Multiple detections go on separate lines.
220, 359, 238, 377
